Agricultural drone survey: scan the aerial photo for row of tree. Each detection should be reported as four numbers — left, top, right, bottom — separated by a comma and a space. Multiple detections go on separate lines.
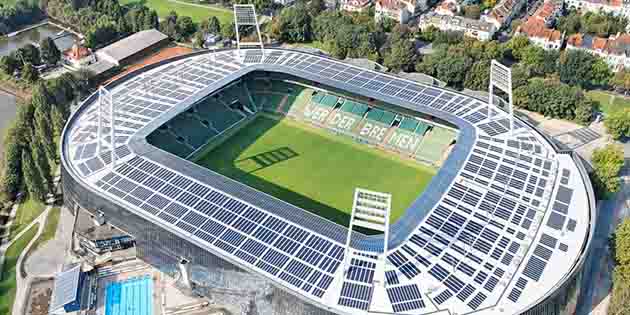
557, 10, 628, 38
45, 0, 159, 48
1, 72, 83, 201
0, 0, 45, 36
611, 217, 630, 315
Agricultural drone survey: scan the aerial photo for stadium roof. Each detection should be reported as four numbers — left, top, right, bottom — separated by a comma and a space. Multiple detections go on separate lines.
61, 48, 595, 315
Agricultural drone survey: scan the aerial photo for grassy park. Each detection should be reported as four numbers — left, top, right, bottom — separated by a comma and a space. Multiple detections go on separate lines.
121, 0, 234, 24
8, 199, 45, 241
587, 90, 630, 116
195, 116, 436, 226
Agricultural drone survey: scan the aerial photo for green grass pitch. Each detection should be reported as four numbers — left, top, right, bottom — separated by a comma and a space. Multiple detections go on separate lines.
194, 115, 437, 226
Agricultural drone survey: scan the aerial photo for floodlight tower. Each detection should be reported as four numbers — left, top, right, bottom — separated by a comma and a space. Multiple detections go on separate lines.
233, 4, 265, 62
97, 86, 116, 170
488, 59, 515, 135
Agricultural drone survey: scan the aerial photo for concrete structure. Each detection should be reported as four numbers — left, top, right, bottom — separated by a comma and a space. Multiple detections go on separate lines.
566, 32, 630, 71
62, 48, 595, 315
515, 1, 564, 50
418, 12, 497, 41
564, 0, 630, 18
375, 0, 426, 23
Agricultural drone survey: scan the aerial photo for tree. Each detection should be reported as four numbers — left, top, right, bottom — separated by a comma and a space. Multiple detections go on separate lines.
31, 139, 52, 192
383, 38, 416, 73
308, 0, 326, 16
0, 55, 19, 75
193, 31, 205, 48
208, 16, 221, 34
34, 106, 56, 162
506, 35, 530, 61
17, 43, 40, 65
605, 108, 630, 139
591, 58, 613, 87
39, 36, 61, 65
463, 5, 481, 19
611, 69, 630, 93
21, 149, 46, 202
1, 123, 22, 198
610, 218, 630, 315
591, 144, 625, 197
221, 21, 235, 40
176, 16, 196, 39
464, 60, 490, 91
21, 62, 38, 82
558, 49, 610, 88
274, 4, 312, 42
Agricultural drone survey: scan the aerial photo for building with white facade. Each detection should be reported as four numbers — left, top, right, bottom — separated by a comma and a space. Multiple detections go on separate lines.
418, 12, 497, 41
566, 33, 630, 71
375, 0, 427, 23
342, 0, 373, 11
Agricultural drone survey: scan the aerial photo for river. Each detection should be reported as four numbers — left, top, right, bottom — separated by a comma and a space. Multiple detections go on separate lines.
0, 23, 80, 57
0, 91, 17, 157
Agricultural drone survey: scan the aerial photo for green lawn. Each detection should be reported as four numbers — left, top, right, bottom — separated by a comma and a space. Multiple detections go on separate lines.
195, 116, 436, 226
9, 199, 45, 241
0, 224, 38, 315
121, 0, 234, 24
587, 90, 630, 116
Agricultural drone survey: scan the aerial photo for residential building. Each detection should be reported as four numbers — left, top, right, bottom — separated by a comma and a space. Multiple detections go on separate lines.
342, 0, 372, 11
515, 1, 564, 50
484, 0, 528, 28
63, 43, 95, 69
375, 0, 426, 23
273, 0, 297, 5
566, 33, 630, 71
434, 0, 459, 16
564, 0, 630, 18
418, 12, 497, 41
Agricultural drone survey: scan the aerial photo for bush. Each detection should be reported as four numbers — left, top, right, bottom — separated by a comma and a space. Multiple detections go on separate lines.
591, 144, 625, 198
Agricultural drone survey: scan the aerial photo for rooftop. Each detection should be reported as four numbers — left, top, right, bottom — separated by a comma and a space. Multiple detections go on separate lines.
61, 49, 594, 315
96, 29, 168, 64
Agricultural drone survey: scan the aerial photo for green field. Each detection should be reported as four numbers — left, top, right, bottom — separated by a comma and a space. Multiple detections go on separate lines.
121, 0, 234, 24
195, 116, 436, 226
587, 90, 630, 116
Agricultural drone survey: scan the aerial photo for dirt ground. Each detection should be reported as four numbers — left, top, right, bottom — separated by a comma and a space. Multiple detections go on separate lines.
24, 279, 53, 315
104, 45, 194, 84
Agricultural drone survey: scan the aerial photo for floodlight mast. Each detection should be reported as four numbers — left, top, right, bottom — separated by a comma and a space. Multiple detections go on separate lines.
233, 4, 265, 61
98, 86, 116, 170
488, 59, 515, 135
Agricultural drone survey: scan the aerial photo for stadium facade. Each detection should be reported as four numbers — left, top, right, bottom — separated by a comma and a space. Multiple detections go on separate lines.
61, 49, 595, 315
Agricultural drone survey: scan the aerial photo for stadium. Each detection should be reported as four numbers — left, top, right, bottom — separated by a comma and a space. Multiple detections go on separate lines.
60, 46, 595, 315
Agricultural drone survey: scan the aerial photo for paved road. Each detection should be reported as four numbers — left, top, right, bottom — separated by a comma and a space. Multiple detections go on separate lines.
0, 91, 17, 156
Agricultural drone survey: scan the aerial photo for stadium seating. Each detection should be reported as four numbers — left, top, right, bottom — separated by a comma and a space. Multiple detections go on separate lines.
339, 100, 369, 117
168, 114, 215, 148
415, 128, 456, 164
365, 108, 396, 126
399, 117, 419, 132
196, 98, 246, 132
147, 130, 194, 158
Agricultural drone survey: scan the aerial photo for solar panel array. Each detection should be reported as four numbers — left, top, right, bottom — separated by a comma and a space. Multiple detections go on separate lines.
63, 49, 590, 315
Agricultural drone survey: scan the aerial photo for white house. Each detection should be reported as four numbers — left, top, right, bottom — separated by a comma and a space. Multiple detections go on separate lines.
418, 12, 497, 41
